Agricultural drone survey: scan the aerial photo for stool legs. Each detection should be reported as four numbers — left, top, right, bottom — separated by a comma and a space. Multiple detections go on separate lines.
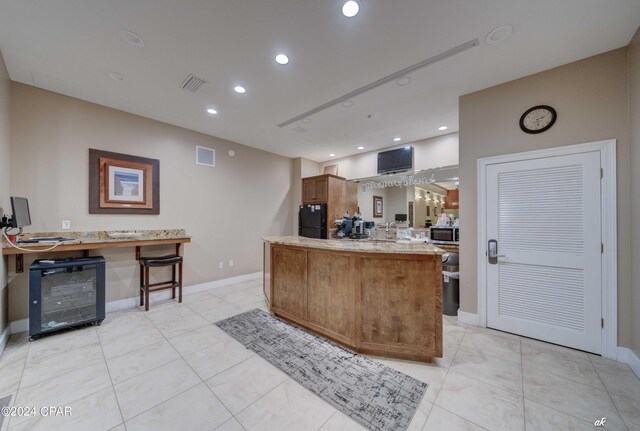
171, 265, 176, 299
139, 260, 183, 310
178, 261, 183, 303
145, 266, 150, 312
139, 264, 144, 307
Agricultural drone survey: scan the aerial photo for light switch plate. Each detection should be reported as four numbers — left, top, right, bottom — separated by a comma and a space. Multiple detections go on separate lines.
228, 259, 234, 267
61, 220, 71, 230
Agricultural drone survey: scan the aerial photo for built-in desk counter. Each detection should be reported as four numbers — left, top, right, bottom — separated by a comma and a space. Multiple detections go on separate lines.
263, 235, 443, 362
2, 229, 191, 272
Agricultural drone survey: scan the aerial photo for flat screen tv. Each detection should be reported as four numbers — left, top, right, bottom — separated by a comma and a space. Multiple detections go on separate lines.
377, 147, 413, 174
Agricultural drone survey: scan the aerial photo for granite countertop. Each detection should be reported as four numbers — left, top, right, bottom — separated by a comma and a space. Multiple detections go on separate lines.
2, 229, 189, 248
263, 236, 445, 255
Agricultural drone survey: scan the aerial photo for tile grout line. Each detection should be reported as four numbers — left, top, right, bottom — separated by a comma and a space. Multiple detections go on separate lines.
589, 357, 631, 431
3, 336, 30, 430
424, 325, 494, 431
130, 300, 251, 427
422, 324, 468, 430
96, 325, 128, 431
231, 378, 291, 422
9, 329, 108, 422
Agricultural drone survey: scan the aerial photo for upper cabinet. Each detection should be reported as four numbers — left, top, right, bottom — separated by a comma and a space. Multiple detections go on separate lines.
444, 189, 459, 209
302, 175, 332, 203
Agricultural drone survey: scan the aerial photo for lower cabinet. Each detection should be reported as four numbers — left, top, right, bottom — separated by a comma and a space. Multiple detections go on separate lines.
268, 243, 442, 362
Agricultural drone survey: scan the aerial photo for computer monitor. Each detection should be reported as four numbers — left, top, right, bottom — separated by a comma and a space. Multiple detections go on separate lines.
395, 213, 407, 222
10, 197, 31, 228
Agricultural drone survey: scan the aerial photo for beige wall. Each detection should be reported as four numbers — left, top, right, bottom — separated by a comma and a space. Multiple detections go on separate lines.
629, 29, 640, 358
8, 83, 293, 321
319, 133, 458, 180
0, 51, 10, 334
459, 48, 632, 346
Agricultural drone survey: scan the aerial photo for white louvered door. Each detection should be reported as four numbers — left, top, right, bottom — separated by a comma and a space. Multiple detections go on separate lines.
486, 151, 602, 353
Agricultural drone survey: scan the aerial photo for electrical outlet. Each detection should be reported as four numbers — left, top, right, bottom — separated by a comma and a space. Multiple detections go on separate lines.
219, 262, 224, 269
61, 220, 71, 230
228, 259, 234, 267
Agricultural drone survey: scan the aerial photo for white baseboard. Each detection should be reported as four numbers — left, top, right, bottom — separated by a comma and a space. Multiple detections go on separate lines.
457, 310, 481, 326
617, 347, 640, 379
11, 271, 264, 334
0, 325, 10, 358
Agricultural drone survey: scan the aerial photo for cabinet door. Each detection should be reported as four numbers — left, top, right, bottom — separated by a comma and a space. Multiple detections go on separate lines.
271, 246, 307, 321
302, 179, 316, 203
314, 177, 329, 202
307, 250, 355, 344
445, 189, 459, 209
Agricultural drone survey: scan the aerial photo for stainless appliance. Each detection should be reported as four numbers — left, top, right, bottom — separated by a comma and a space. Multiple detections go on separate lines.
299, 204, 327, 239
353, 220, 364, 236
429, 226, 459, 245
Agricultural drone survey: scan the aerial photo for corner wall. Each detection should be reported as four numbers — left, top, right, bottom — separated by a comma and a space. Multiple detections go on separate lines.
0, 50, 10, 336
459, 48, 631, 347
8, 83, 293, 322
629, 28, 640, 359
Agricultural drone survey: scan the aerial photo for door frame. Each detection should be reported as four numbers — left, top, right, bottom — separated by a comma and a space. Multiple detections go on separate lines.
476, 139, 617, 359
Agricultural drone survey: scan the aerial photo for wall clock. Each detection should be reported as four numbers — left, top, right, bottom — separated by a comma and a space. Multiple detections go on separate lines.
519, 105, 557, 134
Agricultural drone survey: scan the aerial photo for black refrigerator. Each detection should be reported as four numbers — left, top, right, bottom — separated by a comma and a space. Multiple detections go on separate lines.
299, 204, 327, 239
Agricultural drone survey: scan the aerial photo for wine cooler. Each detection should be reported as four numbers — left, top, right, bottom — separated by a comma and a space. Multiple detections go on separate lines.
29, 257, 105, 340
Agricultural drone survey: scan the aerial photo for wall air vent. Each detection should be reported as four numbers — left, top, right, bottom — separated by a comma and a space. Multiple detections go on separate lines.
181, 74, 207, 93
196, 146, 215, 167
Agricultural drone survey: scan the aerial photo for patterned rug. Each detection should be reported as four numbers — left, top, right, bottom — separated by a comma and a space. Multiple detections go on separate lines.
216, 309, 427, 431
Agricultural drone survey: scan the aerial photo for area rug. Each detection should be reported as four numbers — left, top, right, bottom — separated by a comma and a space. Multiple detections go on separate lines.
216, 308, 427, 431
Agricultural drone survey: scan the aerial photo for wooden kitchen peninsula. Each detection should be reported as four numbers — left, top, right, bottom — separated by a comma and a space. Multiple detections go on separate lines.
263, 236, 445, 362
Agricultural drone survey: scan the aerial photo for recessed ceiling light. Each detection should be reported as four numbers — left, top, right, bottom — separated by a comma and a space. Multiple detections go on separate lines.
329, 153, 336, 157
206, 108, 218, 115
228, 150, 236, 157
275, 54, 289, 65
301, 118, 312, 124
395, 76, 412, 86
107, 72, 126, 82
119, 30, 145, 47
342, 0, 361, 17
357, 146, 365, 150
234, 85, 246, 94
438, 126, 448, 131
393, 137, 401, 142
486, 25, 513, 44
341, 100, 355, 108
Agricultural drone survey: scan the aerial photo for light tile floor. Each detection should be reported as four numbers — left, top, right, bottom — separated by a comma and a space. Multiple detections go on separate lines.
0, 278, 639, 431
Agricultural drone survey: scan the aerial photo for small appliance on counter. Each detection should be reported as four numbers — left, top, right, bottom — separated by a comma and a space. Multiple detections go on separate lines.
299, 204, 327, 239
429, 226, 459, 245
335, 218, 353, 238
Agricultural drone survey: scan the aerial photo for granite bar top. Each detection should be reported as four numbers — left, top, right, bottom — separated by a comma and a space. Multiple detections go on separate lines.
263, 236, 445, 255
2, 229, 189, 248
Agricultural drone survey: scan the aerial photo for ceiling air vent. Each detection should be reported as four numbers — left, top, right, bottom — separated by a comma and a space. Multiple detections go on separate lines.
181, 74, 207, 93
196, 146, 215, 167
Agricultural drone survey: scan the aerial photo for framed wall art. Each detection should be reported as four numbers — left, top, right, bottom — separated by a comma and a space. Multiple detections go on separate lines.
89, 149, 160, 214
373, 195, 383, 218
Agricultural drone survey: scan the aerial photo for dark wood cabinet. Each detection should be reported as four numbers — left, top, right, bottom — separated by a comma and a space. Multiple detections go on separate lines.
301, 174, 358, 234
302, 175, 329, 203
444, 189, 459, 209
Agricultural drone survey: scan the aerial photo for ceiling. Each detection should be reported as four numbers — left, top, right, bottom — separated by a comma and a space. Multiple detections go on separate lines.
0, 1, 638, 162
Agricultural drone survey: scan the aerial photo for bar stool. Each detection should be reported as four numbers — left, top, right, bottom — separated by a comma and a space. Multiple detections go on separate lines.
138, 254, 183, 311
